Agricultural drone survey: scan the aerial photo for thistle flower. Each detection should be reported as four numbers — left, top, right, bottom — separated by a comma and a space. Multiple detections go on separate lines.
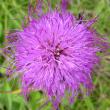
5, 0, 109, 109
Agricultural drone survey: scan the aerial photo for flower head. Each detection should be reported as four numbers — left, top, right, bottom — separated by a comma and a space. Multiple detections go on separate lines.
5, 0, 110, 108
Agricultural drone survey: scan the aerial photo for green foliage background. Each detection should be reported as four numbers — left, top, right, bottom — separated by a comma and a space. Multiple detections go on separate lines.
0, 0, 110, 110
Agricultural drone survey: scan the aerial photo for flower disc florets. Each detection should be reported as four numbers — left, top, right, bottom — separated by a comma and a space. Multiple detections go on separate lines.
16, 11, 98, 101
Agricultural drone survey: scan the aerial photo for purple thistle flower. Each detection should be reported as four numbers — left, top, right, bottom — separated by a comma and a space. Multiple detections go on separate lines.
5, 0, 110, 109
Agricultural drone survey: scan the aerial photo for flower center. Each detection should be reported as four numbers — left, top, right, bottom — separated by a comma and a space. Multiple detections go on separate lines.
54, 47, 63, 60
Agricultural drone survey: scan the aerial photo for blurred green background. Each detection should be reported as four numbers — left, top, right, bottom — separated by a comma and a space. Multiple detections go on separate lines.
0, 0, 110, 110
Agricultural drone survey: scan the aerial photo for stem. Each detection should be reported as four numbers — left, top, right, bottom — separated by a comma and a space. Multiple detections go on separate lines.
0, 89, 21, 94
